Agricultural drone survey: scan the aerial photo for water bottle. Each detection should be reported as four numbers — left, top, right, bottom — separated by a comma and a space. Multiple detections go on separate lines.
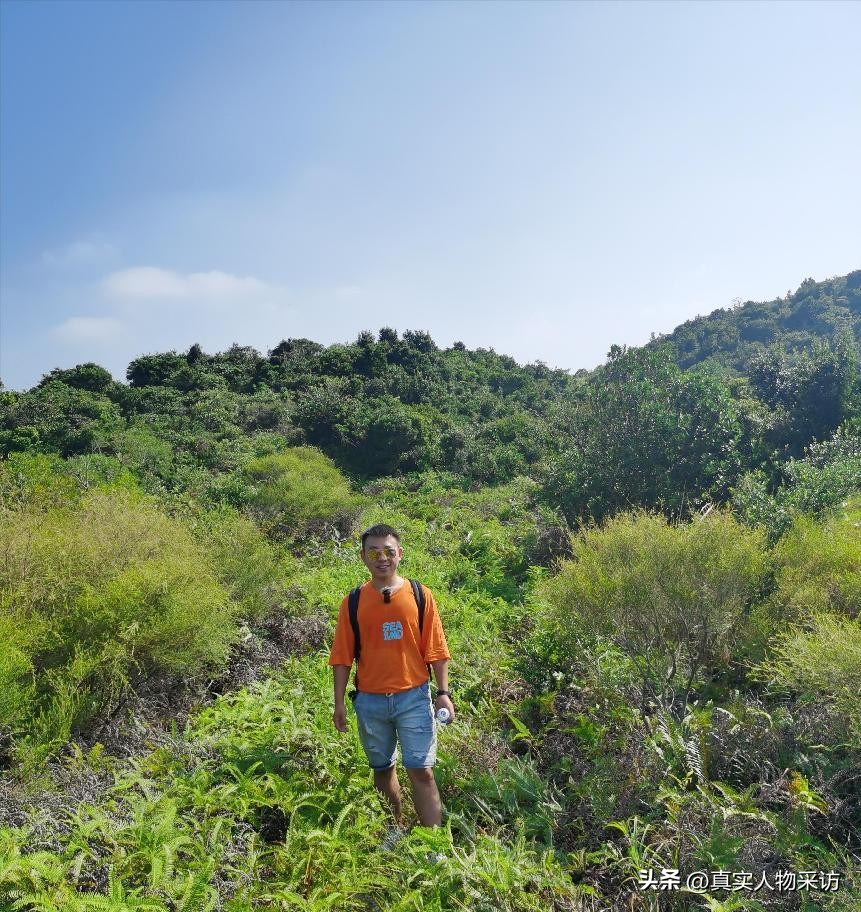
435, 707, 451, 724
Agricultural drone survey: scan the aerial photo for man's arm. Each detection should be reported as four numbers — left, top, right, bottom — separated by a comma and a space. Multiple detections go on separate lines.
332, 664, 351, 732
430, 658, 449, 692
430, 658, 455, 720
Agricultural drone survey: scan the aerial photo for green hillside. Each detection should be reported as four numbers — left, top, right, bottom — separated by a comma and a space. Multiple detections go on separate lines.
653, 270, 861, 373
1, 273, 860, 911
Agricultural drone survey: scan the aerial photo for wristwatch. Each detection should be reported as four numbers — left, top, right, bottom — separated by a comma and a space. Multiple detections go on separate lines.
435, 689, 452, 698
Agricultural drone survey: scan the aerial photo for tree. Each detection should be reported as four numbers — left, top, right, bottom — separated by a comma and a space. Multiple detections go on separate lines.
292, 378, 361, 453
206, 344, 262, 393
36, 363, 115, 394
126, 352, 186, 387
541, 346, 744, 524
357, 398, 426, 476
749, 335, 858, 457
402, 329, 437, 353
1, 382, 124, 457
186, 343, 204, 365
268, 338, 324, 363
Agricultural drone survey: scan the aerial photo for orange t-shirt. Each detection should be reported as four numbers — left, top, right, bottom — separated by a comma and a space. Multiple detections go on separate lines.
328, 580, 450, 694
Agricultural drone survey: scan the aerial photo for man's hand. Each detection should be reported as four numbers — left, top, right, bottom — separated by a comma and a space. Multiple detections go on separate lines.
434, 693, 455, 722
332, 665, 350, 732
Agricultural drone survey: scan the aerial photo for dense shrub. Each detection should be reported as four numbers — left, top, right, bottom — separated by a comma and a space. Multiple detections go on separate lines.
540, 346, 746, 525
540, 510, 768, 714
189, 505, 293, 621
0, 451, 82, 507
0, 490, 240, 766
732, 429, 861, 539
36, 362, 116, 394
0, 612, 41, 735
747, 335, 858, 458
0, 380, 124, 456
110, 423, 177, 484
768, 496, 861, 622
224, 447, 362, 540
757, 613, 861, 750
0, 452, 141, 511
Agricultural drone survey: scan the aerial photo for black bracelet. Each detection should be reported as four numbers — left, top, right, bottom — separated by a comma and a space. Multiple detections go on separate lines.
435, 689, 451, 698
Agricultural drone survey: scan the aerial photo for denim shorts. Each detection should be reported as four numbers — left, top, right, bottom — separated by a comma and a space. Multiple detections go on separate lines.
352, 681, 437, 770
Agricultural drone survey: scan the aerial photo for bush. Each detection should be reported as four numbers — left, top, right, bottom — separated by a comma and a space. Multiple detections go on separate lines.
111, 424, 177, 484
0, 490, 240, 764
0, 451, 81, 508
228, 447, 362, 540
757, 612, 861, 750
190, 505, 293, 621
732, 429, 861, 540
541, 510, 768, 714
0, 452, 139, 513
769, 496, 861, 622
0, 612, 41, 735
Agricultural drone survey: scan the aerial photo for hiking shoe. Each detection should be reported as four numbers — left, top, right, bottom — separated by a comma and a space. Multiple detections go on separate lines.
379, 824, 406, 852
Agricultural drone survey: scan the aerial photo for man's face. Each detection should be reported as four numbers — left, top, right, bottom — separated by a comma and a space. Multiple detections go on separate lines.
361, 535, 403, 576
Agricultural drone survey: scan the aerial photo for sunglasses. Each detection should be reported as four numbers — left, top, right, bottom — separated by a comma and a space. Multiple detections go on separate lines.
366, 547, 398, 560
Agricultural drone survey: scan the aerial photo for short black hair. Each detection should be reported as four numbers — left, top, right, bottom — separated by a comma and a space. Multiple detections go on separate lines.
361, 524, 400, 550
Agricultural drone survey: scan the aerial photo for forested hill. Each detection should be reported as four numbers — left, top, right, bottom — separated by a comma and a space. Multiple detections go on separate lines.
2, 272, 861, 911
2, 271, 860, 526
652, 269, 861, 373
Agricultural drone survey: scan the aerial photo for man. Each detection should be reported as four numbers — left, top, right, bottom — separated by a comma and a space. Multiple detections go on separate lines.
329, 523, 455, 841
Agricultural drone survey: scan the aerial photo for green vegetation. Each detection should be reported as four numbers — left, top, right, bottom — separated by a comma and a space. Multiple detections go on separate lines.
759, 611, 861, 749
655, 271, 861, 374
769, 496, 861, 621
539, 345, 747, 523
219, 448, 363, 541
538, 511, 768, 714
1, 271, 860, 910
732, 429, 861, 540
2, 486, 241, 771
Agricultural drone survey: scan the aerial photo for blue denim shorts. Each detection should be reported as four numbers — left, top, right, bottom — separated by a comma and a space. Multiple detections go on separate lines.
352, 681, 437, 770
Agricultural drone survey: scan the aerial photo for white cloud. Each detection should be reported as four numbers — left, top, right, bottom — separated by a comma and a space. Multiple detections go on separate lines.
53, 316, 125, 342
41, 238, 118, 268
102, 266, 269, 299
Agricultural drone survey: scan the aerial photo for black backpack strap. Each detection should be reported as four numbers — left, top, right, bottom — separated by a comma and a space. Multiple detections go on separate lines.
410, 579, 425, 634
348, 585, 362, 694
409, 579, 432, 683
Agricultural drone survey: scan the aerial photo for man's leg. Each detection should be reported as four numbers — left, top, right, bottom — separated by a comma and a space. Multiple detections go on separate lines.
373, 765, 404, 826
406, 766, 442, 827
395, 683, 441, 827
353, 692, 400, 826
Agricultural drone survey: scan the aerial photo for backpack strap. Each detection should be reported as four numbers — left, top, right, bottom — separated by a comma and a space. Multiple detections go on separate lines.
409, 579, 426, 635
409, 579, 433, 684
348, 585, 362, 694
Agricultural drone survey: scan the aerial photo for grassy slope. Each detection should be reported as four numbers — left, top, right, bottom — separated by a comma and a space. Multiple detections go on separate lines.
2, 481, 859, 912
0, 478, 585, 912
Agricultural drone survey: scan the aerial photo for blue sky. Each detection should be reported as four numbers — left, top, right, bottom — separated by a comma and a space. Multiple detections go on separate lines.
1, 0, 859, 390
